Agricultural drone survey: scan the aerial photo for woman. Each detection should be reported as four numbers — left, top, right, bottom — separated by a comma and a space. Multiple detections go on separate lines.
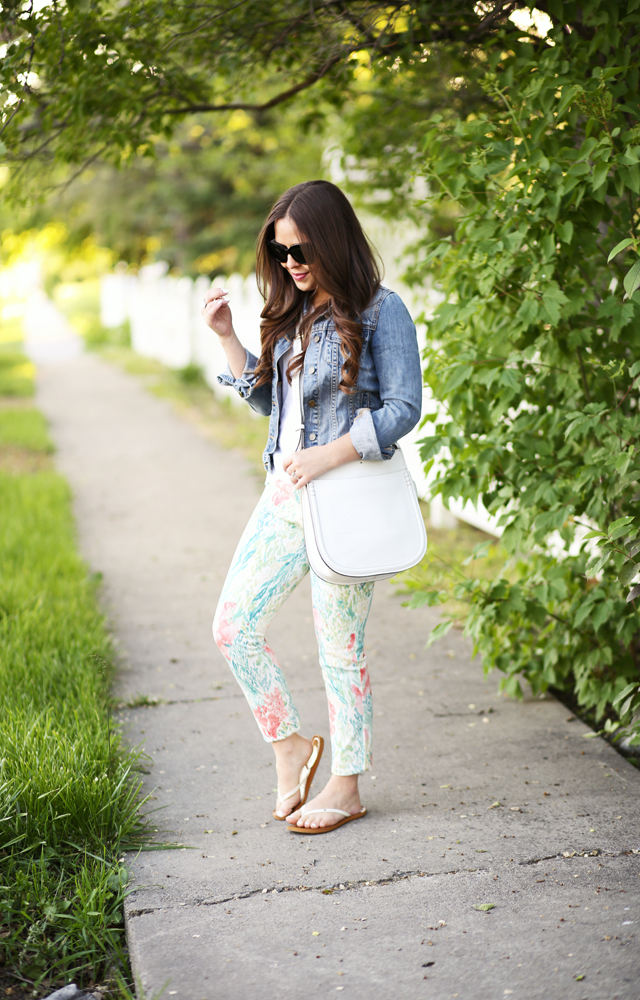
204, 180, 422, 834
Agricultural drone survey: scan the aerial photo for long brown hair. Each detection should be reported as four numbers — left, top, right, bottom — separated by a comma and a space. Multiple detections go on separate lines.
254, 180, 381, 392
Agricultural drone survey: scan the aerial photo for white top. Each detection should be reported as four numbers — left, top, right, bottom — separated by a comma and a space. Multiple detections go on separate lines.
271, 341, 302, 480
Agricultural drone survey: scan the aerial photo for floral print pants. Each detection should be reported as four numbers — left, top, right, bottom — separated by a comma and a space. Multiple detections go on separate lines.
213, 477, 374, 775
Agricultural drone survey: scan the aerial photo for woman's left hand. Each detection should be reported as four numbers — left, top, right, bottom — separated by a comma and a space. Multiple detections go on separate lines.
283, 435, 360, 488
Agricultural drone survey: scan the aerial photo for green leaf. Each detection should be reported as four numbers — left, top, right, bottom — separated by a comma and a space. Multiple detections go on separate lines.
619, 163, 640, 194
586, 552, 610, 576
623, 259, 640, 300
541, 283, 569, 325
630, 360, 640, 378
462, 540, 492, 566
564, 414, 601, 439
426, 620, 454, 647
608, 237, 635, 262
592, 161, 610, 191
557, 84, 582, 118
556, 220, 573, 244
609, 516, 635, 533
610, 524, 634, 540
618, 561, 640, 586
516, 296, 540, 326
472, 903, 495, 912
627, 584, 640, 603
610, 452, 633, 476
619, 694, 638, 717
418, 436, 445, 463
406, 590, 448, 609
442, 364, 473, 394
574, 603, 595, 627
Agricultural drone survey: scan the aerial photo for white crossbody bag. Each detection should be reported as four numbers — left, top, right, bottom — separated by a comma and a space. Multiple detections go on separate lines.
290, 336, 427, 585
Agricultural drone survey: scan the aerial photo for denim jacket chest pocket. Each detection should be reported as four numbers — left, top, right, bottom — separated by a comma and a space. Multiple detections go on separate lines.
322, 317, 373, 367
322, 325, 342, 366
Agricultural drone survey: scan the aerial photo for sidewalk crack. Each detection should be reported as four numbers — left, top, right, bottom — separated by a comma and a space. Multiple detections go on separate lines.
125, 847, 638, 919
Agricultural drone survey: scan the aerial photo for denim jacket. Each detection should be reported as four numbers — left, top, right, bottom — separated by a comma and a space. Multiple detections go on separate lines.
217, 286, 422, 474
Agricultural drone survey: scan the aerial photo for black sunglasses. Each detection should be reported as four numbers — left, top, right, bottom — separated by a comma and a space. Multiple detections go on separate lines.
267, 239, 312, 265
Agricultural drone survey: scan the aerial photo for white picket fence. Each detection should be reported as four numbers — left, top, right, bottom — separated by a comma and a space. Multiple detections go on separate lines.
100, 263, 499, 535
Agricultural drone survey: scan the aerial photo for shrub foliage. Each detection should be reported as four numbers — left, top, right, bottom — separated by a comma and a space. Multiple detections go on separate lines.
347, 1, 640, 743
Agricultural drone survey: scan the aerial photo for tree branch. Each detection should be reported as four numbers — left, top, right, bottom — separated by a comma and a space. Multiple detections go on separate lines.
162, 52, 346, 115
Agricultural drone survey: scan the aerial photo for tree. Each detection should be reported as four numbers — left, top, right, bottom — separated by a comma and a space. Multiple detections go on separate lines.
340, 0, 640, 746
0, 1, 533, 198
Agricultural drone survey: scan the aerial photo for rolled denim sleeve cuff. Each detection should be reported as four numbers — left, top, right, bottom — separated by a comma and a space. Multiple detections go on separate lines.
349, 407, 383, 461
216, 349, 260, 400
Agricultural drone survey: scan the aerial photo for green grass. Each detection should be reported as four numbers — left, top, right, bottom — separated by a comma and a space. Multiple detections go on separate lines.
0, 408, 53, 451
0, 347, 35, 398
0, 404, 146, 997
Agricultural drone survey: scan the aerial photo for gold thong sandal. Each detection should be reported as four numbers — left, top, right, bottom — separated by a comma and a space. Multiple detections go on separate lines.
287, 806, 367, 835
272, 735, 324, 821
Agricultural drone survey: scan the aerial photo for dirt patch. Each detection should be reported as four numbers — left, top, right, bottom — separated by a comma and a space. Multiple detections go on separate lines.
0, 398, 35, 411
0, 970, 119, 999
0, 970, 52, 999
0, 446, 53, 474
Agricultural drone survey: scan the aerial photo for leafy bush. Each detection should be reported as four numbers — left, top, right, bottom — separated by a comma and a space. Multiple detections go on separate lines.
347, 1, 640, 747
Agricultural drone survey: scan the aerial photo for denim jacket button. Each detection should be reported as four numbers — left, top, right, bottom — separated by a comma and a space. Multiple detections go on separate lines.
313, 334, 320, 343
309, 366, 316, 374
309, 433, 317, 441
308, 399, 316, 408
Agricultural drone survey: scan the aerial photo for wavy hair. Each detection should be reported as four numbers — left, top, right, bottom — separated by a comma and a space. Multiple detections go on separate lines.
254, 180, 381, 392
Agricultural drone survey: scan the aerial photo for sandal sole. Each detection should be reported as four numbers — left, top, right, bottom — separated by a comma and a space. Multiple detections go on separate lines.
287, 807, 367, 835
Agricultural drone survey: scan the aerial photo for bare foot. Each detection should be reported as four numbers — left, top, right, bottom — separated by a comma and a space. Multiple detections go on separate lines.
287, 773, 361, 829
273, 733, 313, 818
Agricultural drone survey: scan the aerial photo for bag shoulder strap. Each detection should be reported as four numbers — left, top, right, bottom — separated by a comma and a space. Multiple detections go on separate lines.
289, 335, 305, 452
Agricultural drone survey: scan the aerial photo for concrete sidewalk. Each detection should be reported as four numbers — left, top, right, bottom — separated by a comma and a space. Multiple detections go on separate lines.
37, 353, 640, 1000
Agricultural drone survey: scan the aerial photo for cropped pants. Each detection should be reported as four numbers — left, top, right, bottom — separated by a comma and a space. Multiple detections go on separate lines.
213, 477, 374, 775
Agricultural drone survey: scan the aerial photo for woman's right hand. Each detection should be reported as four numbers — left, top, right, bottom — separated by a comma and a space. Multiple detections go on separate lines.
202, 287, 233, 338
